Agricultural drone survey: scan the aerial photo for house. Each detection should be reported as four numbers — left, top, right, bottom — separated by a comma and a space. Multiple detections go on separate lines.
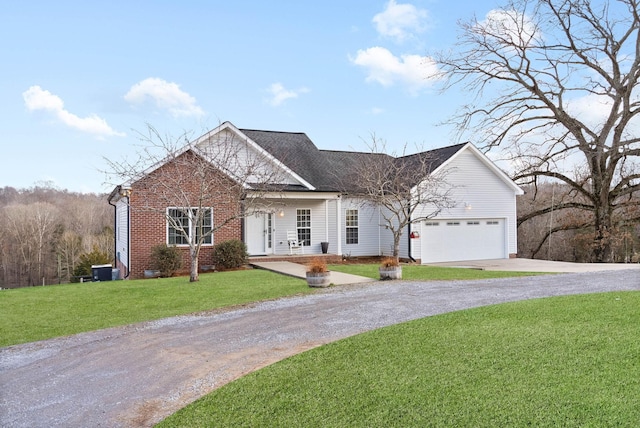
108, 121, 523, 279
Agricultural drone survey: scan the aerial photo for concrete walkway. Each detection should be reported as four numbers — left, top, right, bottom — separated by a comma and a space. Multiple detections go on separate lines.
251, 261, 373, 285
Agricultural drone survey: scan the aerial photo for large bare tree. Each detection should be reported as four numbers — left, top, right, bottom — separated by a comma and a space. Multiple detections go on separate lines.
342, 138, 455, 262
436, 0, 640, 262
106, 125, 284, 282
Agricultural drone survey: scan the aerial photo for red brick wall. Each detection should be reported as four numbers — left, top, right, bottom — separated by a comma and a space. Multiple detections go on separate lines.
128, 150, 243, 279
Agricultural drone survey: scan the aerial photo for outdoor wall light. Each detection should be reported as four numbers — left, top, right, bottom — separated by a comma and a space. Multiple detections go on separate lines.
465, 203, 472, 210
278, 210, 285, 217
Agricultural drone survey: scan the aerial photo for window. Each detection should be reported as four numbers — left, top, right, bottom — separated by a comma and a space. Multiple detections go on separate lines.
487, 221, 499, 225
467, 221, 480, 225
296, 209, 311, 246
345, 209, 359, 244
424, 221, 440, 226
167, 208, 213, 245
447, 221, 460, 226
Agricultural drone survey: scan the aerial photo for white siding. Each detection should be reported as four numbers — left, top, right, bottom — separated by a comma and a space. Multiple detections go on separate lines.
413, 148, 519, 261
272, 200, 329, 255
340, 200, 382, 257
115, 199, 129, 271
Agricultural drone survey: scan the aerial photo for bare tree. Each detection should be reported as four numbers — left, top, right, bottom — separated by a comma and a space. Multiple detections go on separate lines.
106, 125, 284, 282
436, 0, 640, 262
342, 138, 455, 262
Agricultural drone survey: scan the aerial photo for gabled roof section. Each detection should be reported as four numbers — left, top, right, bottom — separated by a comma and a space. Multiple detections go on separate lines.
430, 142, 524, 195
240, 128, 337, 191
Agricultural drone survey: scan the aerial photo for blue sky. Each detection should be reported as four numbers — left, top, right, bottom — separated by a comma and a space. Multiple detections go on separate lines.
1, 0, 502, 193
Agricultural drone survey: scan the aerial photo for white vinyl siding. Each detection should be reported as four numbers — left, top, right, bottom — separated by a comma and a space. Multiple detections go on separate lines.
115, 199, 129, 270
413, 148, 519, 262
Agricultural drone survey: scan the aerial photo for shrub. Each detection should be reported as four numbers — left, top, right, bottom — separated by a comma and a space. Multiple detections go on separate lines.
150, 244, 182, 277
72, 247, 111, 281
212, 240, 248, 270
380, 257, 400, 268
307, 258, 328, 273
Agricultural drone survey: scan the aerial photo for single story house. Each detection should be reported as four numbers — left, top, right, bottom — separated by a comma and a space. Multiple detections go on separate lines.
109, 121, 523, 279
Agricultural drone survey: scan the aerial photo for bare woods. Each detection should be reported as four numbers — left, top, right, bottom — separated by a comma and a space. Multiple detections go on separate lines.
0, 185, 113, 288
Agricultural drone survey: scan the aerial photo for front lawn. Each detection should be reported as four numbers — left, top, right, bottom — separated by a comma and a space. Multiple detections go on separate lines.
159, 291, 640, 427
0, 270, 309, 347
329, 263, 544, 280
0, 265, 546, 348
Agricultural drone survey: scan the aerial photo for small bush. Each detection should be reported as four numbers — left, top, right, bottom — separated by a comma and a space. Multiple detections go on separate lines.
307, 258, 328, 273
150, 244, 182, 277
380, 257, 400, 268
72, 247, 111, 281
212, 240, 248, 270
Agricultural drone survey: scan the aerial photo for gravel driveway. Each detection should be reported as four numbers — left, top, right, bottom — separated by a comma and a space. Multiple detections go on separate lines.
2, 270, 639, 427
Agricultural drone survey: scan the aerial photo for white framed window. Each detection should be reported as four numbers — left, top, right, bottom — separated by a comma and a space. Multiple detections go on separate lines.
345, 209, 359, 245
424, 221, 440, 226
296, 208, 311, 246
167, 207, 213, 246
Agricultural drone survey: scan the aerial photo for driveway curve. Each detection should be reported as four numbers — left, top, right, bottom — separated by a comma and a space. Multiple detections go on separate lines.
2, 269, 639, 427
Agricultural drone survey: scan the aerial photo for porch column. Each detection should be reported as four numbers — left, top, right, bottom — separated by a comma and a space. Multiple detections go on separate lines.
336, 196, 342, 255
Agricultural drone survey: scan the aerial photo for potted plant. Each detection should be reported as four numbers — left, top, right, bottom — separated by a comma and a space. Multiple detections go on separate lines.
379, 257, 402, 280
306, 258, 331, 287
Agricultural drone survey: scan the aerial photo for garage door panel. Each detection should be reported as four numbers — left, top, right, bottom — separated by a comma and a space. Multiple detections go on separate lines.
421, 219, 505, 263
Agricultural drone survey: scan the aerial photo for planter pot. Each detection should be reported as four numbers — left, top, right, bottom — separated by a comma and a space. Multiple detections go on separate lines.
379, 266, 402, 280
321, 242, 329, 254
306, 271, 331, 288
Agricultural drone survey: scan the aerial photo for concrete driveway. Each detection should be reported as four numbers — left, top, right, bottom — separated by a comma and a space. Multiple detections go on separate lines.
1, 269, 639, 427
427, 257, 640, 273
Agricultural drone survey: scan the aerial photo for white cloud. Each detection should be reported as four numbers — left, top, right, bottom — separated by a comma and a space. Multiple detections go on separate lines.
373, 0, 428, 43
266, 83, 310, 107
124, 77, 204, 118
477, 9, 540, 48
23, 86, 125, 138
349, 46, 440, 94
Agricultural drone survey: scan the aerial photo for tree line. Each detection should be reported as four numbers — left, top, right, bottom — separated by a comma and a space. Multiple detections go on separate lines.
0, 184, 113, 288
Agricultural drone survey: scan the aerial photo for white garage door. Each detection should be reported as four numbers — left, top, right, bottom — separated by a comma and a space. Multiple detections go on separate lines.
421, 219, 506, 263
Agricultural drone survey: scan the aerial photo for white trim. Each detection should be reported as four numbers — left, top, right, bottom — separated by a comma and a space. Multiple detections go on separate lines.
166, 207, 214, 247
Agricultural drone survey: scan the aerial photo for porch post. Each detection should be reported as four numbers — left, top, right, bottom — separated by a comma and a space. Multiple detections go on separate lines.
336, 196, 342, 255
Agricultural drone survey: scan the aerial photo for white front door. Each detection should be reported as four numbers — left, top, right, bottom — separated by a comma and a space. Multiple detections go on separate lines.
246, 213, 273, 256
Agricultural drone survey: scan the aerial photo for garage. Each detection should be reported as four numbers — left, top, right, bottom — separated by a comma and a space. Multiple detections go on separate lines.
421, 218, 506, 263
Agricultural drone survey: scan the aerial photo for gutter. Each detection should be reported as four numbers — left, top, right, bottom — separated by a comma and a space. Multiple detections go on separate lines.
407, 207, 416, 263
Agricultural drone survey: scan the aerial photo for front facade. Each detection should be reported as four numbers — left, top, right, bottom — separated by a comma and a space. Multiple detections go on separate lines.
109, 122, 523, 279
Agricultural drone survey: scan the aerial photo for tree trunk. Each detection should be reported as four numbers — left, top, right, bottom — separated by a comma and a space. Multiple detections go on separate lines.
593, 208, 613, 263
392, 233, 401, 263
189, 247, 199, 282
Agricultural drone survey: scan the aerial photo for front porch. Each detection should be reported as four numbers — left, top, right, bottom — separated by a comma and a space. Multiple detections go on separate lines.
248, 253, 343, 265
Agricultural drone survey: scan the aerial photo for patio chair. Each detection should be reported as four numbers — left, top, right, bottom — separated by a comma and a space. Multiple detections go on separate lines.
287, 231, 304, 254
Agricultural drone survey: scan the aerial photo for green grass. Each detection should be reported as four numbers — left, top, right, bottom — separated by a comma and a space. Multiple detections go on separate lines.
0, 266, 544, 348
329, 263, 545, 280
159, 292, 640, 427
0, 270, 309, 347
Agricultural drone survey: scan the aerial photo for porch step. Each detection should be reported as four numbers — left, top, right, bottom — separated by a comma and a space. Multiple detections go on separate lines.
250, 261, 372, 285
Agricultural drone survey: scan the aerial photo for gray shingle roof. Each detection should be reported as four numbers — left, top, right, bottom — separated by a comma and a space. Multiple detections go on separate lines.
240, 128, 466, 192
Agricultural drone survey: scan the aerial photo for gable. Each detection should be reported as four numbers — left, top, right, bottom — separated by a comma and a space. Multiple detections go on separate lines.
432, 144, 523, 195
